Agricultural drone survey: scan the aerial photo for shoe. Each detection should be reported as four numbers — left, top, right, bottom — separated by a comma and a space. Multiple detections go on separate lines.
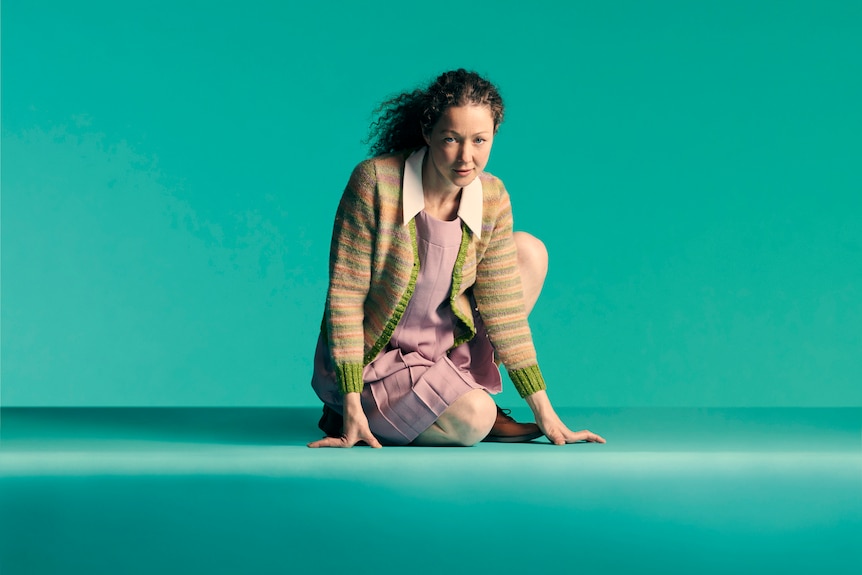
482, 406, 544, 443
318, 405, 343, 438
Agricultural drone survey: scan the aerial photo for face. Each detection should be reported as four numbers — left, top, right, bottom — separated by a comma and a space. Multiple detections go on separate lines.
422, 104, 496, 195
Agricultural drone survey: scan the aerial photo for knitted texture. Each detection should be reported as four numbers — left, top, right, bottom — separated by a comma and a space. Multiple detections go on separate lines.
508, 365, 547, 398
324, 152, 547, 396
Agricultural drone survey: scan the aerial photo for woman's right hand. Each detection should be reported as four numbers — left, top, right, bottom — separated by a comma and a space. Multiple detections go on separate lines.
307, 393, 382, 448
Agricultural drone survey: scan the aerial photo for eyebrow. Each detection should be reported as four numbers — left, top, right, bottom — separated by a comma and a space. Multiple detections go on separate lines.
440, 129, 492, 136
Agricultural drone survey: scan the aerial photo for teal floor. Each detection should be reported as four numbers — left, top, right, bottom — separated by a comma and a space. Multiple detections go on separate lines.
1, 407, 860, 575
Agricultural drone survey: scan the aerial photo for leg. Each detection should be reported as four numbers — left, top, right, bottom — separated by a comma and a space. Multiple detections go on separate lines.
411, 389, 497, 447
514, 231, 548, 316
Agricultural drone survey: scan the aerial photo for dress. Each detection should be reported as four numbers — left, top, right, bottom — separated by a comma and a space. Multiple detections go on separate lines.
312, 210, 501, 445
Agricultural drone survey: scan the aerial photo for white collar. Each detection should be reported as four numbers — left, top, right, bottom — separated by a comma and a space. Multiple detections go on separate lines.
402, 147, 483, 238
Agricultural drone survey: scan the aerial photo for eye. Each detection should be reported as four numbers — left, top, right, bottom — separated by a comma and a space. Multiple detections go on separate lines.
474, 137, 486, 144
443, 137, 457, 143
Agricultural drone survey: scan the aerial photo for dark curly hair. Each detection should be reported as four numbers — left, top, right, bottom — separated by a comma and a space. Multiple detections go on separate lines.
365, 69, 505, 157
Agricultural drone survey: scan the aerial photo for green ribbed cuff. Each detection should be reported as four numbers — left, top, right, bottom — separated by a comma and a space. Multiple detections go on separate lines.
335, 363, 365, 394
508, 365, 547, 398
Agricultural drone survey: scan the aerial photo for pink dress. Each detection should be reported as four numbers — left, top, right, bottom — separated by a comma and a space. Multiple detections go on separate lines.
311, 210, 501, 445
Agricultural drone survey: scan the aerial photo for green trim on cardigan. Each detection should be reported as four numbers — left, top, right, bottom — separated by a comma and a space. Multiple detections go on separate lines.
449, 221, 477, 349
336, 363, 365, 395
508, 365, 547, 397
363, 218, 420, 366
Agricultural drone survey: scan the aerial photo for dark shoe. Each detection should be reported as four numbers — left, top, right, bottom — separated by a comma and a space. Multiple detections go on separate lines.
318, 405, 343, 438
482, 406, 544, 443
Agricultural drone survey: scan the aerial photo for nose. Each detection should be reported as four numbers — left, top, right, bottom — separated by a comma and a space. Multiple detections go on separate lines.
458, 142, 471, 163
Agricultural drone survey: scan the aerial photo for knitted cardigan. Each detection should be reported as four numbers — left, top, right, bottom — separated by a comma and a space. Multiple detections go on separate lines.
323, 151, 547, 398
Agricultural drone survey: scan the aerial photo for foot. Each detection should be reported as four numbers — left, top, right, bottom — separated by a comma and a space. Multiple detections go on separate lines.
481, 406, 544, 443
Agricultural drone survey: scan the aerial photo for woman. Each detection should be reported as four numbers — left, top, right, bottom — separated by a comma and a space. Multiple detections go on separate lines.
309, 69, 605, 448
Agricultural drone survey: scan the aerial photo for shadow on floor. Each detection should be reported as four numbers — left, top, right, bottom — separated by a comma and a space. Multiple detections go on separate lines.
2, 406, 860, 451
0, 407, 322, 446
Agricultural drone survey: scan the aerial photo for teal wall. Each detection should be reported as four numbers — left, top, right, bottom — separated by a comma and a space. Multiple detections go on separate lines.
2, 0, 860, 407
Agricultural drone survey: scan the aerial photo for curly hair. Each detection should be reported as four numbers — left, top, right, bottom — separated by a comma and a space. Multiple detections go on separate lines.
365, 69, 505, 157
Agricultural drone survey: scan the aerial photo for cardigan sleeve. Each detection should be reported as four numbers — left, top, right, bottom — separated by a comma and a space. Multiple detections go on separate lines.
472, 185, 547, 398
325, 160, 378, 394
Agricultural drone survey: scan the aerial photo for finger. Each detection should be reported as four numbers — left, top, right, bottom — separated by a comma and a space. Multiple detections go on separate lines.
307, 436, 350, 448
308, 432, 383, 449
565, 430, 606, 444
345, 423, 382, 448
578, 430, 606, 443
545, 430, 567, 446
363, 434, 383, 448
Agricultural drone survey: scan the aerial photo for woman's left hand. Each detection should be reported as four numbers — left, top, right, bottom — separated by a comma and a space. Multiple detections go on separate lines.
525, 390, 607, 446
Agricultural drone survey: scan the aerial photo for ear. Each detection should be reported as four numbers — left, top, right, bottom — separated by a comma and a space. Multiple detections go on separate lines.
422, 128, 431, 146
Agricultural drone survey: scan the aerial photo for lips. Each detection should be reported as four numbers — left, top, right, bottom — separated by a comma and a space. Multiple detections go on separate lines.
454, 168, 473, 176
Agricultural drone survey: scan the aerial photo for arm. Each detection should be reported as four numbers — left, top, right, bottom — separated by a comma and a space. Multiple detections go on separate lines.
325, 161, 377, 394
310, 161, 383, 448
475, 183, 605, 445
473, 186, 546, 396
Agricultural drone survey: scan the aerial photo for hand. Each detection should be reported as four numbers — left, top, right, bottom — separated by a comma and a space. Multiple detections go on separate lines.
538, 416, 606, 446
307, 393, 383, 448
525, 390, 607, 446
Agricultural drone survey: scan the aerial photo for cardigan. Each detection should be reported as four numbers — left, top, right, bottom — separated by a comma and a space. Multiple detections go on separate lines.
322, 150, 547, 398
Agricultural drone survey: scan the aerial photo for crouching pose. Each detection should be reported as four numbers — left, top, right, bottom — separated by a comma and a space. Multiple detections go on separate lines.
309, 69, 606, 448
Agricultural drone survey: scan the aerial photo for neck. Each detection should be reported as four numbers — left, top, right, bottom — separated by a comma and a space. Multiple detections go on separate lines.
423, 189, 461, 221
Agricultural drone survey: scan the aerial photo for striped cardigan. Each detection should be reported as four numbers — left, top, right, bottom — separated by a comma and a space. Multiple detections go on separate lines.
323, 151, 547, 398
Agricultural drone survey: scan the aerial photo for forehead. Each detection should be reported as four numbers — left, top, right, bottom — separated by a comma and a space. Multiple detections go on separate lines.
434, 104, 495, 133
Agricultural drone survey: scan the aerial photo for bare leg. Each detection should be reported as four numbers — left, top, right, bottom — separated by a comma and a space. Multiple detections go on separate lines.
514, 231, 548, 316
411, 389, 497, 447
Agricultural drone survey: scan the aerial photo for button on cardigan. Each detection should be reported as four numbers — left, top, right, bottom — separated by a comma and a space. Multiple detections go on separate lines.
322, 149, 547, 398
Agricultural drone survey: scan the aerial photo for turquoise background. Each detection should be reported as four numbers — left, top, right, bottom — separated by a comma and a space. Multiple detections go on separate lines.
2, 0, 860, 407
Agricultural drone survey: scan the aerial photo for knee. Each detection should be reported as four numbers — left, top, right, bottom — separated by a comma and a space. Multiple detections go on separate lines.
451, 391, 497, 447
514, 232, 549, 278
